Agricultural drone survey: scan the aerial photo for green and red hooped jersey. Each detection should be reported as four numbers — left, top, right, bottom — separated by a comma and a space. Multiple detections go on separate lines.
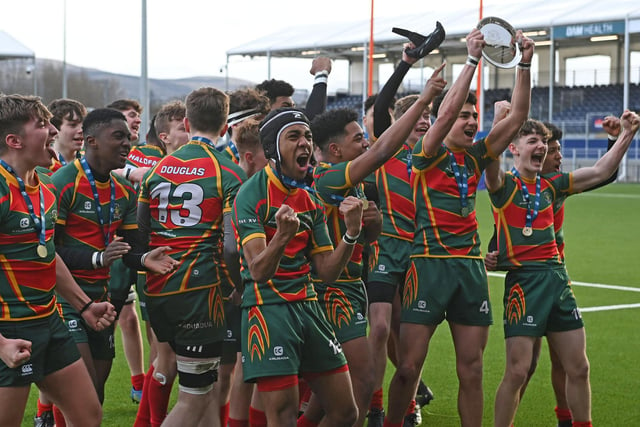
52, 159, 138, 301
490, 171, 573, 269
0, 169, 58, 320
312, 161, 365, 285
375, 143, 415, 242
233, 164, 334, 307
218, 141, 240, 165
411, 138, 495, 258
139, 140, 246, 297
126, 144, 164, 170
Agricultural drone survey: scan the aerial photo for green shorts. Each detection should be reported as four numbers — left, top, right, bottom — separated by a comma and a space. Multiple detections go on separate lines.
0, 313, 80, 386
58, 301, 115, 360
146, 286, 227, 347
221, 300, 241, 365
367, 235, 412, 288
315, 281, 368, 343
109, 259, 136, 302
401, 257, 493, 327
241, 300, 347, 383
136, 272, 149, 321
503, 266, 584, 338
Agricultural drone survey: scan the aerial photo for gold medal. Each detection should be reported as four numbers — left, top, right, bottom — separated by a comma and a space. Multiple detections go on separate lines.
362, 199, 369, 210
36, 244, 48, 258
461, 206, 470, 217
522, 226, 533, 237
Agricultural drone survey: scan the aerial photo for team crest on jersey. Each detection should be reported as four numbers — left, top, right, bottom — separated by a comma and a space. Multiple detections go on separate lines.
247, 307, 270, 362
544, 192, 553, 204
323, 287, 353, 328
114, 203, 122, 220
506, 283, 526, 325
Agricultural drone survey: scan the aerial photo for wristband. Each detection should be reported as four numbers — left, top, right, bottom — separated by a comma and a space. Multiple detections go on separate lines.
517, 62, 531, 69
314, 70, 329, 84
342, 231, 360, 245
92, 251, 102, 269
342, 234, 358, 245
98, 252, 104, 268
125, 168, 132, 180
79, 300, 93, 315
607, 133, 619, 142
466, 55, 479, 67
141, 252, 149, 268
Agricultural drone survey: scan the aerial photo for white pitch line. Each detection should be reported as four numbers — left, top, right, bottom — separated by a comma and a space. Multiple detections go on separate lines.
578, 192, 640, 200
487, 272, 640, 293
487, 272, 640, 312
580, 303, 640, 312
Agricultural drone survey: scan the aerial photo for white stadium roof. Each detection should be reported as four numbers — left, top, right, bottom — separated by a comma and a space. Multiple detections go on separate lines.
227, 0, 640, 59
0, 30, 34, 60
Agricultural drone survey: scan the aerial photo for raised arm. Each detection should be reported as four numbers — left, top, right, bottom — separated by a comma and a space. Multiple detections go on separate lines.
347, 63, 446, 184
572, 110, 640, 193
484, 100, 512, 192
421, 28, 485, 156
241, 204, 300, 283
311, 196, 363, 283
304, 56, 332, 120
373, 43, 419, 138
484, 31, 534, 156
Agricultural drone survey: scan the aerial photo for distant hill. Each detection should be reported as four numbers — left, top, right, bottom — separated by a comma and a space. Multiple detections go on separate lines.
0, 58, 256, 106
81, 65, 257, 101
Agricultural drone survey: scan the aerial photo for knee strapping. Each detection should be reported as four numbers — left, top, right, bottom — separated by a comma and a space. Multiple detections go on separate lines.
176, 357, 220, 395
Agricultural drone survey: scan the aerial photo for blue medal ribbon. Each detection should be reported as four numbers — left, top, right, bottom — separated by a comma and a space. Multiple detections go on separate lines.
191, 136, 217, 150
511, 168, 541, 231
79, 157, 115, 247
220, 140, 240, 162
447, 149, 469, 213
0, 159, 46, 248
404, 144, 412, 179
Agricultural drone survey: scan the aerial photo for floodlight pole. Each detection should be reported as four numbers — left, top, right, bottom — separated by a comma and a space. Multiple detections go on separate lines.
367, 0, 374, 97
477, 0, 484, 131
62, 0, 67, 98
140, 0, 149, 143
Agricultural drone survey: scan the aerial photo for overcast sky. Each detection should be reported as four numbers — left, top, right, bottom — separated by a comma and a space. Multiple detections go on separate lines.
2, 0, 499, 91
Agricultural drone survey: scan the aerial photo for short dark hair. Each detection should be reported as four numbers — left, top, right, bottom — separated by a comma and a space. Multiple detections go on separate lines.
363, 95, 377, 113
0, 94, 51, 154
256, 79, 294, 105
185, 87, 229, 135
542, 122, 563, 142
106, 99, 142, 114
155, 100, 186, 135
514, 119, 551, 143
431, 90, 477, 118
83, 108, 126, 138
48, 98, 87, 130
310, 108, 359, 152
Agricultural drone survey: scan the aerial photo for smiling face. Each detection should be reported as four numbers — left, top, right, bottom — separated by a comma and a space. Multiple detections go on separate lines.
542, 139, 562, 173
91, 118, 132, 171
21, 115, 59, 169
511, 131, 548, 179
408, 109, 432, 146
445, 103, 478, 149
331, 121, 368, 162
277, 123, 312, 180
121, 108, 142, 142
54, 111, 84, 155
